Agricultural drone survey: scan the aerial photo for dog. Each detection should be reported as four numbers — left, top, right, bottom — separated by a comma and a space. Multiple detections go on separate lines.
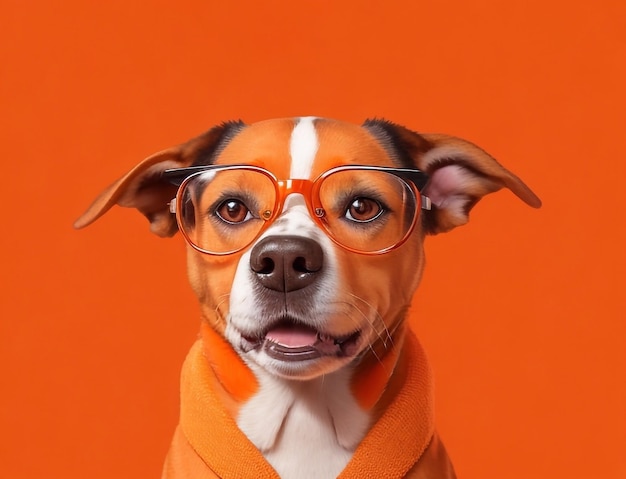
75, 117, 541, 478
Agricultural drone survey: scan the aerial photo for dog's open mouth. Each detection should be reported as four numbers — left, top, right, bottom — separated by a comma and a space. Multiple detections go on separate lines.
242, 321, 361, 362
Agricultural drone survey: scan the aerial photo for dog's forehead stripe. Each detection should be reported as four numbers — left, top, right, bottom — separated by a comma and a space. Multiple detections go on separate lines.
289, 117, 319, 179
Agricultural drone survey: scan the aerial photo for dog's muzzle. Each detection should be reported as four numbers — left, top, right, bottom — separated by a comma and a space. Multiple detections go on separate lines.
241, 235, 361, 362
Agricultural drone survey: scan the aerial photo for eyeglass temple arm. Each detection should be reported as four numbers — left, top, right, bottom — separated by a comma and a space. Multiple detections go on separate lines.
163, 170, 195, 187
169, 198, 177, 214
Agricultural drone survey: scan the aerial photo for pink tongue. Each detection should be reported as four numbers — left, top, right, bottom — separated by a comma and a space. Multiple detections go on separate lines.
265, 325, 318, 347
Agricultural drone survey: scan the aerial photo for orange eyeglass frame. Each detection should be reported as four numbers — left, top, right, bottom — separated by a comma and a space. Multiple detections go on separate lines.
164, 164, 432, 256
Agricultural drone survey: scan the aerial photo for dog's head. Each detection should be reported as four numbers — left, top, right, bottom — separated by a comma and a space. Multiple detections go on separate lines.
75, 117, 540, 381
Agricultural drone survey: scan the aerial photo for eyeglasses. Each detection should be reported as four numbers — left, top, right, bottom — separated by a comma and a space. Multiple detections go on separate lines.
164, 164, 431, 255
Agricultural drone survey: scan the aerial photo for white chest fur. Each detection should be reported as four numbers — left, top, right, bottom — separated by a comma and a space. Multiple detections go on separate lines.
237, 366, 371, 479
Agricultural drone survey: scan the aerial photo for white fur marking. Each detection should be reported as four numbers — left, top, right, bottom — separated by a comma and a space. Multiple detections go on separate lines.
226, 129, 376, 476
289, 117, 318, 179
237, 365, 370, 479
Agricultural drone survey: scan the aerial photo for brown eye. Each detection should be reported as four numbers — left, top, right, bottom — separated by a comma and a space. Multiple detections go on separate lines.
216, 199, 252, 224
345, 197, 383, 222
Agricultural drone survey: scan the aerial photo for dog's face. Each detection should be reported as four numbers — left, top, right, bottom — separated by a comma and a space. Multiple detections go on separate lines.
75, 117, 541, 381
183, 118, 427, 379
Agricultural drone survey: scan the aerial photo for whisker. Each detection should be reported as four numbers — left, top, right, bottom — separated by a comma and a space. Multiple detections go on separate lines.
325, 295, 398, 373
338, 298, 394, 374
331, 298, 387, 348
365, 341, 383, 365
346, 293, 394, 349
213, 293, 230, 322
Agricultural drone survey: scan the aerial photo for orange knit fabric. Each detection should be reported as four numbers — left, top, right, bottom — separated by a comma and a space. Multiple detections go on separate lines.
162, 330, 456, 478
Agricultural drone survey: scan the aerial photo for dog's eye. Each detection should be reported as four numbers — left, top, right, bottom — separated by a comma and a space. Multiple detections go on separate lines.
215, 199, 252, 224
345, 197, 384, 223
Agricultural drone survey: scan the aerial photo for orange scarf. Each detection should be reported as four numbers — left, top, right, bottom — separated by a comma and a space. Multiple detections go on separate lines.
162, 330, 456, 478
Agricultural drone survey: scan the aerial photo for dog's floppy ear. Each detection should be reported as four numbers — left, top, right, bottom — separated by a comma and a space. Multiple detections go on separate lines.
364, 120, 541, 235
73, 121, 246, 237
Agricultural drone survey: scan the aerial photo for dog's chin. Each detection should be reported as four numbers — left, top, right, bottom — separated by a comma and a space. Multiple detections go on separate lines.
229, 320, 363, 380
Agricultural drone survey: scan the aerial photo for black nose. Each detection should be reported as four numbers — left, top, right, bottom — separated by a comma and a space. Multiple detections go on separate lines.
249, 236, 324, 292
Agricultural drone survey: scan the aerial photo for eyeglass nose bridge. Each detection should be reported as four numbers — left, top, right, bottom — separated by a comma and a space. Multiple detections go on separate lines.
275, 178, 325, 217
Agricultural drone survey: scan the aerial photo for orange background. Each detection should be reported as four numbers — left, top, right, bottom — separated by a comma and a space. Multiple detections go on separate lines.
1, 1, 624, 478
